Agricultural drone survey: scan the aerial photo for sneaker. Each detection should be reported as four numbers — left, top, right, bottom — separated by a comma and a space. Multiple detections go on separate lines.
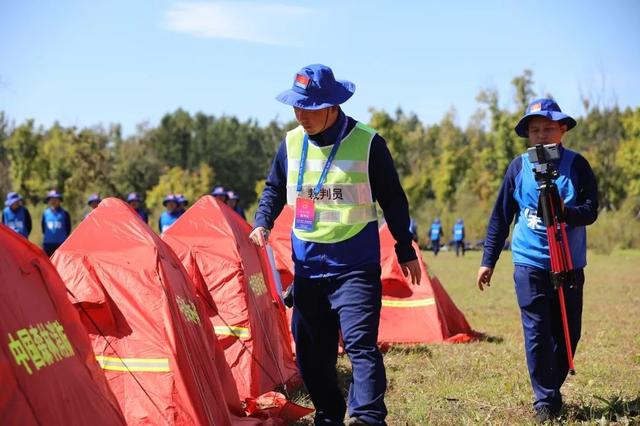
346, 418, 371, 426
534, 406, 559, 424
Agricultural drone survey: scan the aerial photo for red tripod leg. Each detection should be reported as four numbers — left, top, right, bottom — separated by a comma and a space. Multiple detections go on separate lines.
556, 285, 575, 374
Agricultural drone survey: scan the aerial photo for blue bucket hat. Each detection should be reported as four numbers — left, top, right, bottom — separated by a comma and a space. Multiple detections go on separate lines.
87, 193, 101, 205
45, 190, 63, 202
176, 193, 188, 205
515, 98, 577, 138
163, 194, 178, 206
5, 192, 22, 207
276, 64, 355, 110
127, 192, 141, 202
211, 186, 227, 197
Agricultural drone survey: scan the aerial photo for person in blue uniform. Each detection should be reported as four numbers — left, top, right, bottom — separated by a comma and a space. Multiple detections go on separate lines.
41, 190, 71, 256
429, 218, 443, 256
476, 99, 598, 423
452, 218, 465, 257
408, 217, 418, 243
249, 64, 421, 426
211, 186, 228, 203
226, 191, 246, 220
84, 193, 101, 219
127, 192, 149, 223
176, 193, 188, 215
158, 194, 180, 234
2, 192, 32, 238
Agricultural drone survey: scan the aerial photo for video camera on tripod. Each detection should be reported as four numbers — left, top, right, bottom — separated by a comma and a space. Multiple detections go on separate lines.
528, 142, 577, 374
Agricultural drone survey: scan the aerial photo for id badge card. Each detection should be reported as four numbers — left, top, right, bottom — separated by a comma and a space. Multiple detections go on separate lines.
294, 197, 315, 231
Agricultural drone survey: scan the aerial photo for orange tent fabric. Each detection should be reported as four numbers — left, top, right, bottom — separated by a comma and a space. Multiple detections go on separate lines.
51, 198, 254, 426
0, 224, 125, 426
162, 196, 300, 401
378, 223, 478, 344
271, 208, 478, 345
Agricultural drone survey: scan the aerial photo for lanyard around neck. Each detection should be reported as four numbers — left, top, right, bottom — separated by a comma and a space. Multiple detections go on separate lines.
296, 117, 349, 197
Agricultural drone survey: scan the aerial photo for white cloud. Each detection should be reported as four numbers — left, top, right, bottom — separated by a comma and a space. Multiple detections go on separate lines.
164, 1, 314, 46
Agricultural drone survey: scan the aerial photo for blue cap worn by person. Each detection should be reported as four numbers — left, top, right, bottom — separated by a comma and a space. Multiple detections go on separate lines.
515, 98, 577, 138
456, 218, 463, 224
163, 194, 178, 206
5, 192, 22, 207
45, 190, 63, 202
87, 194, 101, 205
227, 191, 239, 201
176, 193, 188, 205
276, 64, 355, 110
211, 186, 227, 197
127, 192, 142, 202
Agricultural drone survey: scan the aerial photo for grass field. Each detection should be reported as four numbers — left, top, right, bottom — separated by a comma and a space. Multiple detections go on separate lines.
292, 249, 640, 425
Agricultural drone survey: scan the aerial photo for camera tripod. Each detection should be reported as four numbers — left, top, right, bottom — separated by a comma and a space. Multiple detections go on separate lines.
532, 150, 577, 375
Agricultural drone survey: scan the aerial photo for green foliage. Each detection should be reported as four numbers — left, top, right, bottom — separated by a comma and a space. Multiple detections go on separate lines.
0, 69, 638, 247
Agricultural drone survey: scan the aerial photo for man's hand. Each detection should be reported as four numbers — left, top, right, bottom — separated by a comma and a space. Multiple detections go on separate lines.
476, 266, 494, 291
249, 227, 269, 247
401, 259, 421, 285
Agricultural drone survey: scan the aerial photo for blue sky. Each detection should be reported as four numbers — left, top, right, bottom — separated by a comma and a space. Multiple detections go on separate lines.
1, 0, 639, 135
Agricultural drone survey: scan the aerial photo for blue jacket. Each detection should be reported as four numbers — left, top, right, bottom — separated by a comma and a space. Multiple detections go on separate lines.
134, 208, 149, 224
41, 207, 71, 244
3, 206, 32, 238
255, 111, 416, 279
482, 145, 598, 270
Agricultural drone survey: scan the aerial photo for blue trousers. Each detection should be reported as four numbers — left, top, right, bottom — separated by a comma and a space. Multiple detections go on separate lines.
292, 266, 387, 426
514, 265, 584, 412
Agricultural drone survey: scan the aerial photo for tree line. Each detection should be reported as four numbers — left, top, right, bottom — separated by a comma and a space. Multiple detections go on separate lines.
1, 70, 638, 250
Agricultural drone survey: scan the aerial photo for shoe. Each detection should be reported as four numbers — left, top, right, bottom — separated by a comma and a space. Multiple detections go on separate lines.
534, 406, 559, 424
346, 418, 370, 426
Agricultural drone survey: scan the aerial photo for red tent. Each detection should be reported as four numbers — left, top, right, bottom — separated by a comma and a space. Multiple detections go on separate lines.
162, 196, 300, 401
378, 223, 478, 344
51, 198, 255, 426
271, 207, 477, 345
0, 224, 125, 426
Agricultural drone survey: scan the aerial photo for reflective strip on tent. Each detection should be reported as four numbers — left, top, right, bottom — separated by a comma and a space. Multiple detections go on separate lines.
95, 355, 170, 372
214, 325, 251, 339
381, 298, 436, 308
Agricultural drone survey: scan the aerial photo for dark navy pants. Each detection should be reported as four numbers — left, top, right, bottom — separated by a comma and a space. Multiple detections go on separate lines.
514, 265, 584, 412
292, 266, 387, 426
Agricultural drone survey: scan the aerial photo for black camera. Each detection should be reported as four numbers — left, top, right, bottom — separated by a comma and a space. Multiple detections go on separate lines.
527, 143, 560, 182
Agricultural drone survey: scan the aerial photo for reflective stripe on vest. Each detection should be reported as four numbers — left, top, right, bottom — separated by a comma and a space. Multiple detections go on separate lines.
96, 355, 170, 372
285, 122, 377, 243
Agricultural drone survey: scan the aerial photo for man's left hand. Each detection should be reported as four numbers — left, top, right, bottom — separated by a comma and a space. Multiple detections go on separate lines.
401, 259, 421, 285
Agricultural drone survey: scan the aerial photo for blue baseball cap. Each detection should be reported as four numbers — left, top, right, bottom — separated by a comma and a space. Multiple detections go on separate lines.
45, 190, 63, 202
276, 64, 355, 110
87, 194, 101, 205
127, 192, 142, 202
5, 192, 22, 207
515, 98, 577, 138
163, 194, 178, 206
211, 186, 227, 197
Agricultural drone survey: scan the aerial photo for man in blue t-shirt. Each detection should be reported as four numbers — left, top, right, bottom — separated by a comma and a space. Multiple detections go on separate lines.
41, 190, 72, 256
476, 99, 598, 423
226, 191, 246, 220
2, 192, 32, 238
430, 218, 443, 256
127, 192, 149, 224
452, 218, 465, 257
158, 194, 180, 234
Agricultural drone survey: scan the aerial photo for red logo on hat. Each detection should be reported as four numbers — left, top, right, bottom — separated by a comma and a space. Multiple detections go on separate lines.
294, 74, 310, 89
530, 103, 542, 112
